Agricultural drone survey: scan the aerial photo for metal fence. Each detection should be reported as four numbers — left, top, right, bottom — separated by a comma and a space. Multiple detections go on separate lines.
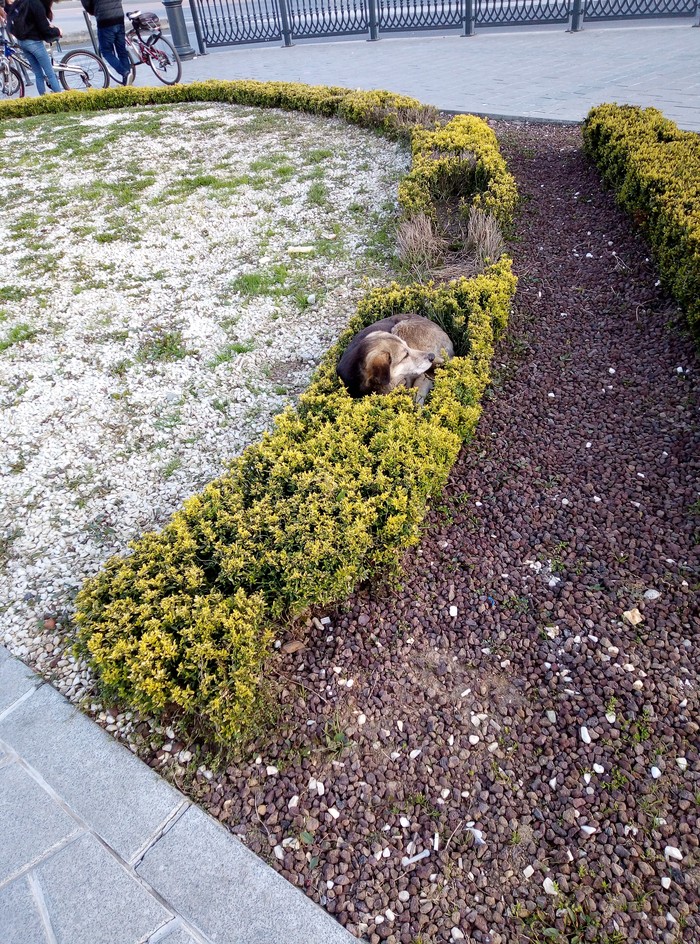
187, 0, 699, 50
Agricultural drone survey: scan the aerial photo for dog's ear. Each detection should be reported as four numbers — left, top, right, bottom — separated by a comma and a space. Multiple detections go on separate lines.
365, 349, 392, 393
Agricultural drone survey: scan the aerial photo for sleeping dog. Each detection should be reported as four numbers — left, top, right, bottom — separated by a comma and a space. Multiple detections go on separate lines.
337, 314, 454, 404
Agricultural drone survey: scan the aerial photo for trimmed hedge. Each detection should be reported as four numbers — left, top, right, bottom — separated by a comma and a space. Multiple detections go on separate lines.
4, 81, 518, 743
399, 115, 518, 224
583, 104, 700, 342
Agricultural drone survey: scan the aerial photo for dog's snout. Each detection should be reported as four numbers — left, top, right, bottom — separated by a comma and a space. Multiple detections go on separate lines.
427, 352, 435, 362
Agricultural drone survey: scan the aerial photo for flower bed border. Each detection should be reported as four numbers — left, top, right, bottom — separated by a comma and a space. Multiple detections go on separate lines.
2, 82, 517, 745
583, 104, 700, 343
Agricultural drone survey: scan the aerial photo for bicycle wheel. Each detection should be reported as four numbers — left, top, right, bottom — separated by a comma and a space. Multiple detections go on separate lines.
102, 46, 137, 87
59, 50, 109, 91
1, 65, 24, 98
146, 36, 181, 85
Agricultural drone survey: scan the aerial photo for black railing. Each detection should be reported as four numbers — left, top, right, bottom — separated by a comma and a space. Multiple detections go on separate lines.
188, 0, 698, 49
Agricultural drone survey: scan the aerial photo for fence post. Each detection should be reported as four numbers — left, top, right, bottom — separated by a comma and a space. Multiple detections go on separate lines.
83, 11, 100, 55
694, 0, 699, 25
462, 0, 475, 36
568, 0, 584, 31
278, 0, 294, 46
367, 0, 379, 40
187, 0, 208, 55
162, 0, 197, 59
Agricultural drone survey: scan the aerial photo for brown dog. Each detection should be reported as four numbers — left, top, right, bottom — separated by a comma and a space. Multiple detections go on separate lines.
337, 314, 454, 404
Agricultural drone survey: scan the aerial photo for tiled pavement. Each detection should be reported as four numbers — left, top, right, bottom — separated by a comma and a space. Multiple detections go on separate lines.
174, 22, 700, 131
0, 647, 354, 944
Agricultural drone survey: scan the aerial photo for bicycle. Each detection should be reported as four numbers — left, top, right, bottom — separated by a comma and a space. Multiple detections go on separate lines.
99, 11, 182, 87
1, 30, 109, 97
1, 31, 23, 97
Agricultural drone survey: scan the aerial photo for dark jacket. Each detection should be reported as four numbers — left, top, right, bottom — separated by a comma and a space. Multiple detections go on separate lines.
11, 0, 60, 42
81, 0, 124, 28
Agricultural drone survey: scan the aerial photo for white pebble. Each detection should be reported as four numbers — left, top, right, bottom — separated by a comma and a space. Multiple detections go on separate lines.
266, 765, 278, 776
469, 735, 480, 745
317, 781, 325, 796
605, 712, 616, 724
593, 763, 604, 774
449, 605, 458, 617
400, 816, 410, 828
643, 588, 660, 601
661, 877, 671, 890
385, 909, 395, 921
580, 825, 597, 836
580, 726, 591, 744
398, 890, 410, 902
273, 845, 285, 860
451, 929, 465, 941
549, 777, 557, 789
523, 865, 534, 878
409, 749, 421, 759
583, 773, 592, 785
676, 757, 688, 771
664, 846, 683, 862
545, 710, 556, 723
328, 807, 340, 820
651, 766, 662, 779
288, 795, 299, 810
543, 877, 558, 896
358, 714, 367, 725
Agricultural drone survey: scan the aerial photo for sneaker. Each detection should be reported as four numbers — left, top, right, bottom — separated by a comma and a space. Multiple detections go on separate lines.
121, 72, 134, 86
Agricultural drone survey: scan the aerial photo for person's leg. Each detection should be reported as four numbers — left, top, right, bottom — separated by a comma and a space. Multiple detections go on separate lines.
97, 24, 126, 78
17, 40, 47, 94
25, 39, 62, 93
112, 24, 132, 80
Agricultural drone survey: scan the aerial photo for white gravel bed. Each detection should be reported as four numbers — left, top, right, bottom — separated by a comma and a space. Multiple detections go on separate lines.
0, 102, 408, 708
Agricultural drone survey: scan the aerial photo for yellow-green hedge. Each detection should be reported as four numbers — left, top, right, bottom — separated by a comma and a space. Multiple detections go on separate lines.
5, 81, 518, 744
399, 114, 518, 224
583, 104, 700, 342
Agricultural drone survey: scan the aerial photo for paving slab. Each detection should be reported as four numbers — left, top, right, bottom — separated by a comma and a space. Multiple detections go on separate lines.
0, 645, 41, 715
0, 679, 182, 862
137, 804, 355, 944
0, 763, 79, 885
0, 876, 47, 944
36, 833, 172, 944
158, 925, 201, 944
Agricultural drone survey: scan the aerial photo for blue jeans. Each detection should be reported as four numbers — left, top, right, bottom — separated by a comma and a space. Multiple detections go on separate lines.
17, 39, 61, 95
97, 23, 131, 81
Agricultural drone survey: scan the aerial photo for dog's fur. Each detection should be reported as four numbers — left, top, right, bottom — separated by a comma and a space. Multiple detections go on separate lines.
337, 314, 454, 404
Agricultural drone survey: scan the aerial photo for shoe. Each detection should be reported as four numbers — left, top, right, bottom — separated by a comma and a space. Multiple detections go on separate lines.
125, 71, 134, 86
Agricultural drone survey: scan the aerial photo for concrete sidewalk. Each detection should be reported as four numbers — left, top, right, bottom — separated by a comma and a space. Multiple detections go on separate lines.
0, 647, 354, 944
171, 23, 700, 131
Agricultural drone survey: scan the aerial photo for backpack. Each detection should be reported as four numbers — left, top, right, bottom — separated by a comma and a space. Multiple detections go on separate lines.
7, 0, 31, 39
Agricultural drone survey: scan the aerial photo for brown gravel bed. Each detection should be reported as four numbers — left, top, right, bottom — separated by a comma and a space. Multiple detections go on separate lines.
154, 122, 698, 943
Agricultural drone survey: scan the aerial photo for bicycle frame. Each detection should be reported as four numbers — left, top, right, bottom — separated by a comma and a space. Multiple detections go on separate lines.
2, 37, 95, 84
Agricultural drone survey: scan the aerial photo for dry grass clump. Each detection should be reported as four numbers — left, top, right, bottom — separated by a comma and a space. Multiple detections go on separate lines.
464, 206, 505, 269
396, 212, 447, 279
402, 206, 505, 283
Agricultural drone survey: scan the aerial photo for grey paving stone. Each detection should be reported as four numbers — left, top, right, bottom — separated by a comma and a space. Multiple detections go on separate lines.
158, 925, 200, 944
137, 805, 355, 944
37, 833, 171, 944
0, 764, 79, 885
0, 876, 47, 944
0, 646, 41, 715
0, 683, 182, 861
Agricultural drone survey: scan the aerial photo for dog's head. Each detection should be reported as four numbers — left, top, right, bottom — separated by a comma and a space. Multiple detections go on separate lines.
339, 330, 435, 397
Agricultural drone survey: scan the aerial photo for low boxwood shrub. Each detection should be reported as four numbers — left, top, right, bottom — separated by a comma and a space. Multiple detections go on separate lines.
398, 115, 518, 224
583, 104, 700, 342
1, 81, 517, 744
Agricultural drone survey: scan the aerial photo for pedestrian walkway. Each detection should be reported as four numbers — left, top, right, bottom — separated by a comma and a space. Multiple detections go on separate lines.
169, 22, 700, 131
0, 647, 354, 944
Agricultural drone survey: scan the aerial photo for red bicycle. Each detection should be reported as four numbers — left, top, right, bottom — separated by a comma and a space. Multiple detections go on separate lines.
101, 11, 182, 86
